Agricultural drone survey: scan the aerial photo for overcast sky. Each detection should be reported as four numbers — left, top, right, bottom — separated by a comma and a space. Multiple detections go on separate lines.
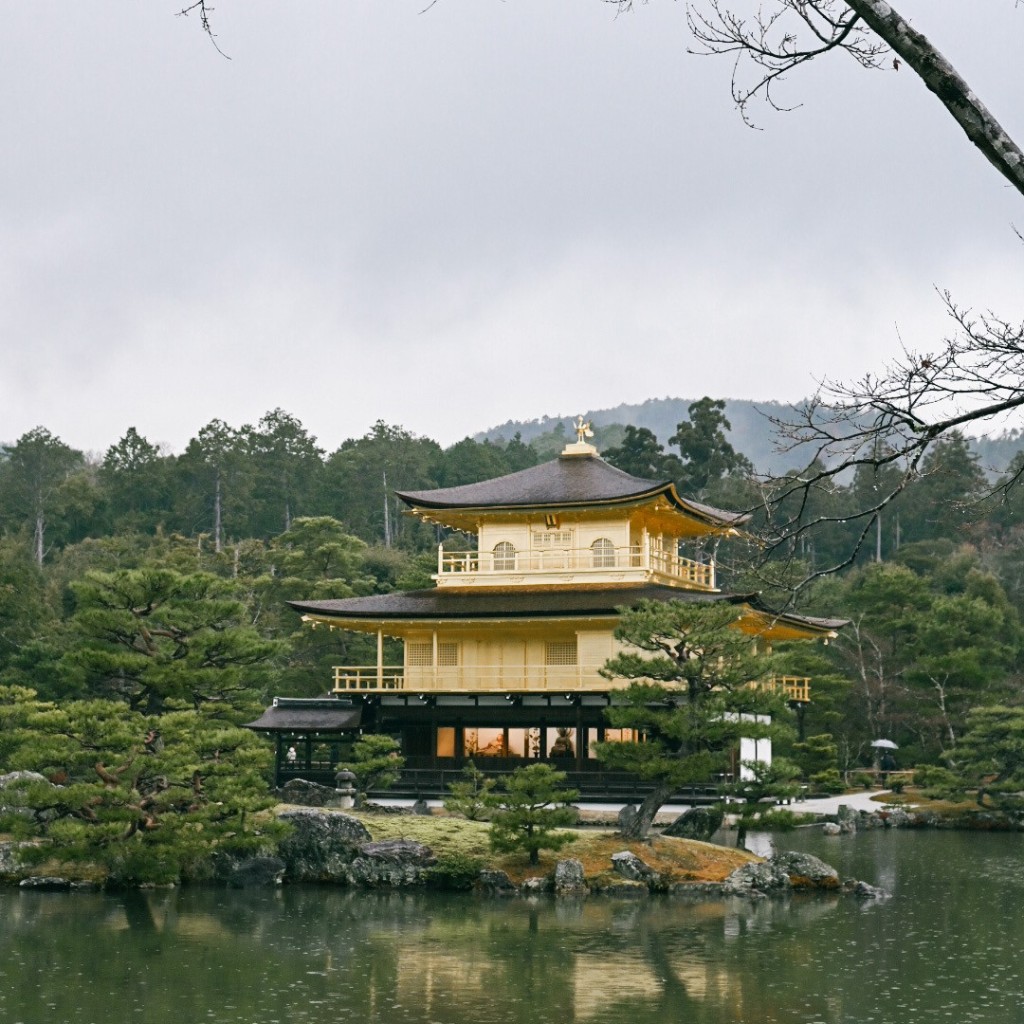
3, 1, 1022, 457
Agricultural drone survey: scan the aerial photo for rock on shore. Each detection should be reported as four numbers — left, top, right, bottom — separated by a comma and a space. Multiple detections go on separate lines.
277, 809, 437, 886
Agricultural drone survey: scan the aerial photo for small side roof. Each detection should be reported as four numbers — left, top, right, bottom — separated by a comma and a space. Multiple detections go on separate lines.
395, 454, 748, 529
245, 698, 362, 733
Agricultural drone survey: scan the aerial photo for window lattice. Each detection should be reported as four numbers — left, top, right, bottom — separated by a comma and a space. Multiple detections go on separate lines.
545, 641, 578, 666
591, 537, 615, 567
407, 642, 459, 666
407, 643, 432, 666
532, 530, 573, 548
493, 541, 516, 570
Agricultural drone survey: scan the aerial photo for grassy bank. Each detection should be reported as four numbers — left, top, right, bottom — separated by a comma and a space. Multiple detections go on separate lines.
350, 811, 755, 885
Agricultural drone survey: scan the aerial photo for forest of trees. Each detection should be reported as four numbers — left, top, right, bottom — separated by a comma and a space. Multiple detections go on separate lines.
3, 398, 1024, 876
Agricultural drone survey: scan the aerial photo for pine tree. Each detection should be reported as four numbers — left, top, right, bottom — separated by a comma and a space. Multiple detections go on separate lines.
487, 764, 579, 866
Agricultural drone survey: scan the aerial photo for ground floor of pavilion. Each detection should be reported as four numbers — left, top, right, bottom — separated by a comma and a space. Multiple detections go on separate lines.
246, 694, 771, 798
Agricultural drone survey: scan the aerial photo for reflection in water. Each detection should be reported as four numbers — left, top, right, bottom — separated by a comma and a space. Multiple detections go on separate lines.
1, 832, 1022, 1023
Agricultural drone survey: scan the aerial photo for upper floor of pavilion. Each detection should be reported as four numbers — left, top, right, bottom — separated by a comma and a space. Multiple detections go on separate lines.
397, 419, 749, 593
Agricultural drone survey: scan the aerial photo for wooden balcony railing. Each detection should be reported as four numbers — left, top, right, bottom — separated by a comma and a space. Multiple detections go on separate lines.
332, 666, 812, 702
436, 542, 715, 589
332, 664, 615, 694
760, 676, 812, 703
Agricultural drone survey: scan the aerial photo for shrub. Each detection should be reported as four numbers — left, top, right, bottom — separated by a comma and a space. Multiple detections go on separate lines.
425, 851, 485, 890
809, 769, 844, 795
736, 808, 809, 832
338, 734, 404, 807
912, 764, 960, 797
488, 764, 579, 866
791, 733, 838, 778
444, 760, 497, 821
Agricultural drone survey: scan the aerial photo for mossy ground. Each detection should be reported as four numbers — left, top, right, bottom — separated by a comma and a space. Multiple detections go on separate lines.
350, 811, 755, 885
869, 788, 976, 813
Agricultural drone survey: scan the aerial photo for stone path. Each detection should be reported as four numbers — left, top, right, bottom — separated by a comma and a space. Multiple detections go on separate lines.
785, 790, 892, 816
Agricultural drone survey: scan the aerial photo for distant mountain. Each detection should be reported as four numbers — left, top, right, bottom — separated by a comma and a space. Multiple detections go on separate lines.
972, 429, 1024, 476
478, 397, 810, 476
478, 397, 1024, 478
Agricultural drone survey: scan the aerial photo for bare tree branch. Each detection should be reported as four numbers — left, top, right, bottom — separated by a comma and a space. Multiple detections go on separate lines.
177, 1, 231, 59
750, 296, 1024, 595
845, 0, 1024, 200
616, 1, 1024, 200
684, 0, 883, 125
676, 0, 1024, 198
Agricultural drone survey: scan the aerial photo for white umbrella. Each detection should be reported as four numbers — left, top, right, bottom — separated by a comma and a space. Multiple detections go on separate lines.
871, 739, 899, 750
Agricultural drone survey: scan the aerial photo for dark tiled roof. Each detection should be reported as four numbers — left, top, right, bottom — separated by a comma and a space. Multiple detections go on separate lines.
245, 698, 362, 732
395, 454, 748, 526
288, 587, 846, 635
289, 585, 751, 621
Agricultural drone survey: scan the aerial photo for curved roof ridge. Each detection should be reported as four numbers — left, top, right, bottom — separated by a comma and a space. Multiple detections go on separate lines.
395, 453, 749, 526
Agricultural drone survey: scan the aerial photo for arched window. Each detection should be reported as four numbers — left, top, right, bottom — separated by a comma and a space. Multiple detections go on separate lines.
591, 537, 615, 568
493, 541, 516, 571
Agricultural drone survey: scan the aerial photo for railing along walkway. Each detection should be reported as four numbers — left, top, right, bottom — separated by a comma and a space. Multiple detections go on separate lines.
437, 542, 715, 589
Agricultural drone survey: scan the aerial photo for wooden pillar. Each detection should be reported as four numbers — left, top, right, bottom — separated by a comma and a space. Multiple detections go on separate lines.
429, 704, 438, 767
432, 630, 438, 690
575, 702, 584, 771
376, 628, 384, 689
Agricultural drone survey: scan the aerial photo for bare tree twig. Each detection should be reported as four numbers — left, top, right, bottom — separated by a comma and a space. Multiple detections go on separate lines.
177, 1, 231, 59
614, 1, 1024, 200
748, 295, 1024, 597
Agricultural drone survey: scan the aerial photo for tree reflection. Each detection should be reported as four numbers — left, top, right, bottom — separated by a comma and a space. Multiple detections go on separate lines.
4, 840, 1024, 1024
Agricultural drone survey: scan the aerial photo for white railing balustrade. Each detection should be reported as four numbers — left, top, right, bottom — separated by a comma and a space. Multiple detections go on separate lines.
436, 542, 715, 589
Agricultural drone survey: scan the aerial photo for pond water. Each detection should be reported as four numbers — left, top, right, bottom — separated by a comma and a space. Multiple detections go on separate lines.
2, 829, 1021, 1024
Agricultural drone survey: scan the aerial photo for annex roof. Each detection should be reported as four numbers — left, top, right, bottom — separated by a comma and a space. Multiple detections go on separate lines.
395, 454, 749, 529
244, 698, 362, 733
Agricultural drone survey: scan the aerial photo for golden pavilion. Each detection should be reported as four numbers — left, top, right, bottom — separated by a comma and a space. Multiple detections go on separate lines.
248, 421, 842, 794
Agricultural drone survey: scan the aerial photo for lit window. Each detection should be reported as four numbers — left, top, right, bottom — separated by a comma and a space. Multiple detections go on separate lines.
493, 541, 516, 571
586, 727, 640, 757
436, 727, 455, 758
591, 537, 615, 567
465, 727, 506, 757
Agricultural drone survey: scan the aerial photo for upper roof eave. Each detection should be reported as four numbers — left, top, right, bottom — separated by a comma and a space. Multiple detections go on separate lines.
395, 455, 750, 529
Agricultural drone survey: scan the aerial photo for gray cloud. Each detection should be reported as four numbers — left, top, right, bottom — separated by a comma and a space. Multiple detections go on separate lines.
2, 1, 1022, 454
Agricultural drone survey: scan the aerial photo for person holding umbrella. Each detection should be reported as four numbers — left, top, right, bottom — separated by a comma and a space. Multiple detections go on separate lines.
872, 739, 898, 785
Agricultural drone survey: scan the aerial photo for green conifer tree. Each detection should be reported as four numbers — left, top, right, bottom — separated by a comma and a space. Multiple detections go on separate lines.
487, 763, 579, 866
